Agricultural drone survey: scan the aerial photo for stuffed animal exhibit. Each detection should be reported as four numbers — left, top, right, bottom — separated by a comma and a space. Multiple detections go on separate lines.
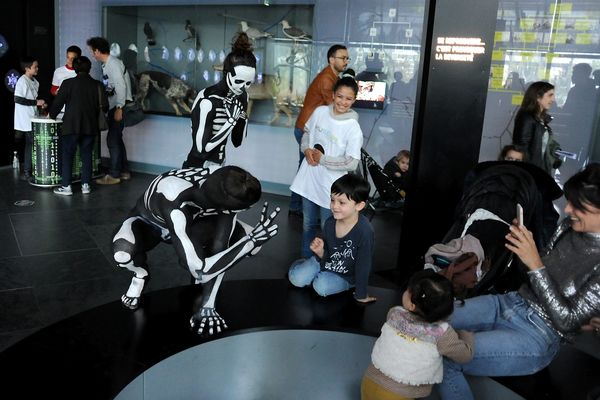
136, 70, 197, 116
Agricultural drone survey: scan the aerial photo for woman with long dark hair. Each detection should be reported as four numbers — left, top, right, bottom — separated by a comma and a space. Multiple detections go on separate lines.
512, 81, 561, 173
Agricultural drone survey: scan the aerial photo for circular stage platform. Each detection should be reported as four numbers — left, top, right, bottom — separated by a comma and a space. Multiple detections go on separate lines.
0, 279, 401, 399
0, 279, 532, 399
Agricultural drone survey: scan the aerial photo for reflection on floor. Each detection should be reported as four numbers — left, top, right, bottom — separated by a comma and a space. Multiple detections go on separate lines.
0, 166, 598, 399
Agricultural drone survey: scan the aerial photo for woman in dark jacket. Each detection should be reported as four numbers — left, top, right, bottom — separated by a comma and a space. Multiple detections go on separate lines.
49, 56, 108, 195
512, 81, 560, 174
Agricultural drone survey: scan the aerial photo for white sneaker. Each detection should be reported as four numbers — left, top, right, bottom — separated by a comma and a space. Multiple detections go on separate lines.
81, 183, 91, 194
53, 185, 73, 196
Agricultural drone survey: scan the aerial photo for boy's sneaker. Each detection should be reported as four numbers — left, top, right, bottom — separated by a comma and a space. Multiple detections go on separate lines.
81, 183, 91, 194
53, 185, 73, 196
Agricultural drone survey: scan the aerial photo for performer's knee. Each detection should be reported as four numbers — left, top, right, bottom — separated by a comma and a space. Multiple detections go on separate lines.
114, 250, 132, 265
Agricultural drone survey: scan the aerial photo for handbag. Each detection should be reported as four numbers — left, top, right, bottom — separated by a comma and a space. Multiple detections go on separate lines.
123, 100, 145, 127
97, 84, 109, 131
544, 136, 562, 171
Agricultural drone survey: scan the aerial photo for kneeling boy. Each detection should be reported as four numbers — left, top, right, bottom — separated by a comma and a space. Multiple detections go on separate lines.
288, 173, 376, 303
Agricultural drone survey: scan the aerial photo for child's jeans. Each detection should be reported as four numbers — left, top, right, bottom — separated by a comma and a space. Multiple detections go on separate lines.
288, 257, 352, 297
301, 197, 332, 258
289, 127, 304, 212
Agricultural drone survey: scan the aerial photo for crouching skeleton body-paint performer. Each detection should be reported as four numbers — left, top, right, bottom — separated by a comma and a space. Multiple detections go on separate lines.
112, 166, 280, 334
183, 32, 256, 169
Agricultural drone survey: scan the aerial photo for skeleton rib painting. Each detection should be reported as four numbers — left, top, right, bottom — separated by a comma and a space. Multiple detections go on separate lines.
183, 32, 256, 169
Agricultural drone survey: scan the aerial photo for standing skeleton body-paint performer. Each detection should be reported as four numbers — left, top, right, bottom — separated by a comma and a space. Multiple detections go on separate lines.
183, 33, 256, 168
112, 166, 280, 334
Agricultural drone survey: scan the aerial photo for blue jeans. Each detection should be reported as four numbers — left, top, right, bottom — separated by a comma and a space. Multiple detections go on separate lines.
289, 127, 304, 212
107, 107, 128, 178
437, 292, 560, 400
301, 197, 332, 258
288, 257, 352, 297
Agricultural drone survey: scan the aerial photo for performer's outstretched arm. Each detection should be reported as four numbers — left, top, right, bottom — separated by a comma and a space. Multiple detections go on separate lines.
165, 203, 279, 335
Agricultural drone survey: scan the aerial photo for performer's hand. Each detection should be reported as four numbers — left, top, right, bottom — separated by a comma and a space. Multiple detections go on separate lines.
248, 202, 280, 245
224, 97, 246, 124
310, 237, 324, 258
114, 107, 123, 122
505, 222, 543, 271
190, 307, 227, 335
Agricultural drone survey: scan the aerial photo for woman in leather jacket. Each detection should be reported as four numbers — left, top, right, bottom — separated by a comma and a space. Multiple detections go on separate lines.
512, 81, 560, 173
437, 163, 600, 400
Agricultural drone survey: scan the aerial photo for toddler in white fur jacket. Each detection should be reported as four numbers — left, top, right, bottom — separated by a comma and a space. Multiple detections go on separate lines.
362, 270, 474, 400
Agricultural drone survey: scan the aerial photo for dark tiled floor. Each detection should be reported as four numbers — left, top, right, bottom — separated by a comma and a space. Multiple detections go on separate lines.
0, 166, 599, 400
0, 166, 404, 351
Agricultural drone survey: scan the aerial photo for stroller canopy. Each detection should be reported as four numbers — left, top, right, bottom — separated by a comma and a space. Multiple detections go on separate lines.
442, 161, 562, 296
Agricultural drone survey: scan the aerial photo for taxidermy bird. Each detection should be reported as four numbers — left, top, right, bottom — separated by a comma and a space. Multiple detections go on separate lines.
280, 20, 312, 41
144, 22, 156, 46
239, 21, 273, 41
183, 20, 201, 49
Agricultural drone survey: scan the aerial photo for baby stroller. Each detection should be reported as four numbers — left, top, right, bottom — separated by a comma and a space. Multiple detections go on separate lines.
431, 161, 562, 297
360, 148, 405, 212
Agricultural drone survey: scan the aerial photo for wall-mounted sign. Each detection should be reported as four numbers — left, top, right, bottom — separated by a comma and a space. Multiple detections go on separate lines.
435, 37, 486, 62
5, 69, 20, 93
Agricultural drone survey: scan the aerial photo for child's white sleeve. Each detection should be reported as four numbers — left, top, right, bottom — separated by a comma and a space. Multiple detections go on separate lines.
345, 122, 364, 159
14, 77, 27, 98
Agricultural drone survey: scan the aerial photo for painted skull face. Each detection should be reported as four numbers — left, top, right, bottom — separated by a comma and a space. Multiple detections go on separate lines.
226, 65, 256, 95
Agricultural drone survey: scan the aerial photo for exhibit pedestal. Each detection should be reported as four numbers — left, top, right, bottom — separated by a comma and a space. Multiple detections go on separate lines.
30, 118, 101, 187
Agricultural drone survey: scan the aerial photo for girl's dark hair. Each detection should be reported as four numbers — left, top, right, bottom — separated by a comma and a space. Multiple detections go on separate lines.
563, 163, 600, 212
333, 76, 359, 96
498, 144, 526, 161
331, 173, 370, 203
407, 269, 454, 323
223, 32, 256, 74
519, 81, 554, 119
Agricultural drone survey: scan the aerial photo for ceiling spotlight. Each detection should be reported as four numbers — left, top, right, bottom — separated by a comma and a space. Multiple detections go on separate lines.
263, 0, 270, 6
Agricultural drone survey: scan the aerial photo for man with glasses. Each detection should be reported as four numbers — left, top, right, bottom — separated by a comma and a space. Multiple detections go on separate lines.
289, 44, 350, 217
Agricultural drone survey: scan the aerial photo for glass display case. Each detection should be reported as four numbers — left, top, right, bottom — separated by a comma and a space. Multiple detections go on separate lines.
103, 1, 429, 172
104, 4, 314, 126
480, 0, 600, 183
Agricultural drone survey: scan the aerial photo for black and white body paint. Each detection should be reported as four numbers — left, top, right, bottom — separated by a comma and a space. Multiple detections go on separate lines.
184, 65, 256, 168
112, 166, 279, 334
